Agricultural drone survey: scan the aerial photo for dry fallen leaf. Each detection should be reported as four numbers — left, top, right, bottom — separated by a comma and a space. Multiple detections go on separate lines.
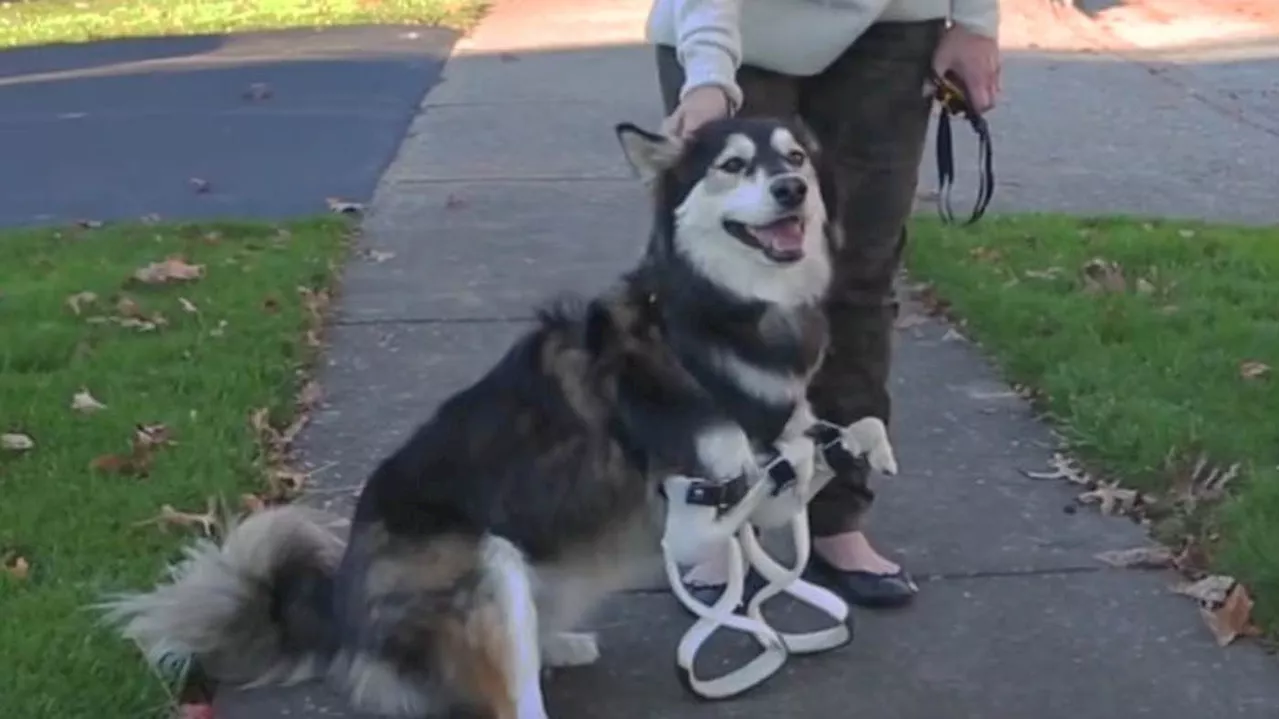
1094, 546, 1174, 569
241, 493, 268, 514
325, 197, 364, 215
1076, 481, 1141, 516
115, 315, 165, 332
66, 291, 98, 315
1135, 278, 1156, 295
210, 320, 228, 337
304, 329, 322, 348
1200, 583, 1257, 647
116, 296, 143, 318
250, 407, 276, 441
90, 424, 174, 478
90, 452, 151, 477
243, 82, 273, 101
2, 554, 29, 581
133, 257, 205, 284
297, 380, 323, 410
1173, 574, 1236, 604
1022, 452, 1095, 486
893, 313, 929, 330
179, 297, 199, 314
913, 284, 951, 317
1023, 267, 1064, 280
135, 499, 221, 537
71, 388, 107, 414
2, 433, 34, 452
1166, 451, 1240, 510
1080, 258, 1127, 294
363, 249, 396, 263
267, 468, 309, 499
1239, 360, 1271, 380
1171, 539, 1211, 575
297, 286, 331, 320
968, 246, 1003, 263
134, 423, 174, 450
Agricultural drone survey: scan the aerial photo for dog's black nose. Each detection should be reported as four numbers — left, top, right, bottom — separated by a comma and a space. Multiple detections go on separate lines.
770, 176, 807, 209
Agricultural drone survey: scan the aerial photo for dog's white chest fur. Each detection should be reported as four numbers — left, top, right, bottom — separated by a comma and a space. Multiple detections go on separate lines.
711, 306, 824, 409
711, 350, 806, 407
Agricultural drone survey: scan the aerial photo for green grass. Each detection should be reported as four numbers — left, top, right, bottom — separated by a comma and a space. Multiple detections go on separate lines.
0, 0, 488, 49
906, 214, 1278, 632
0, 218, 352, 718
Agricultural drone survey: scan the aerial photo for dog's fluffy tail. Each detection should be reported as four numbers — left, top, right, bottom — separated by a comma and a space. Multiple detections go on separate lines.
97, 505, 347, 687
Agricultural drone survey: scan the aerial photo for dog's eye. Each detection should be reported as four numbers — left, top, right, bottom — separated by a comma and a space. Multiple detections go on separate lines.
718, 157, 748, 174
785, 150, 807, 166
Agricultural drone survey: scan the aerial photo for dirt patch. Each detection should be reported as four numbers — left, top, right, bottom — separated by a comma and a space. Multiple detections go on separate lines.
1089, 0, 1278, 49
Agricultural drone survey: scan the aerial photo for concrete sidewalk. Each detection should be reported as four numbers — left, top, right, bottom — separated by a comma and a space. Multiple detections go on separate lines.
219, 0, 1278, 716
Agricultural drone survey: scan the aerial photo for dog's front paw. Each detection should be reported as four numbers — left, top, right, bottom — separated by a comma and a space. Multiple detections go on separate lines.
541, 632, 600, 668
774, 434, 817, 483
695, 424, 756, 481
845, 418, 899, 476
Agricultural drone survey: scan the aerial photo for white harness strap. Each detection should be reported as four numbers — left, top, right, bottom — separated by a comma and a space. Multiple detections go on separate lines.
662, 418, 897, 700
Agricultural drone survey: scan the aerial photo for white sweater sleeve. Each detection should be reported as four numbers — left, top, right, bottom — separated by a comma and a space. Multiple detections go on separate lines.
951, 0, 1000, 39
673, 0, 745, 111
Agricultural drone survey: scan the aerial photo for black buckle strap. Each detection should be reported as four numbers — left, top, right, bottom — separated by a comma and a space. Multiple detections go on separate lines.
680, 451, 798, 511
805, 421, 859, 475
759, 450, 798, 496
683, 474, 748, 512
933, 70, 994, 226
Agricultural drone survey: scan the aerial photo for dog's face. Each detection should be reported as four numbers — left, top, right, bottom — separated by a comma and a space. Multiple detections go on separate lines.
616, 118, 834, 305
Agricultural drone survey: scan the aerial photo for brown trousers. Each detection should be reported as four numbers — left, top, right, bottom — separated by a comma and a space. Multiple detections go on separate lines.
656, 20, 943, 536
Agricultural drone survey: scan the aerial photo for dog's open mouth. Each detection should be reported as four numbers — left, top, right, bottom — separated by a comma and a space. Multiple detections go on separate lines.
724, 216, 806, 263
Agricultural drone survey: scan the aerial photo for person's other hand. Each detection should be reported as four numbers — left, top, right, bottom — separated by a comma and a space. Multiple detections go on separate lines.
932, 25, 1001, 114
662, 85, 732, 138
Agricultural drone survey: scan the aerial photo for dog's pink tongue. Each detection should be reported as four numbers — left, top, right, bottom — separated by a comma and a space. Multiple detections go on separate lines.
754, 218, 804, 251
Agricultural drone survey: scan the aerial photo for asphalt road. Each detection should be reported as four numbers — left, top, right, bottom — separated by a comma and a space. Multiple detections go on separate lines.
0, 25, 457, 228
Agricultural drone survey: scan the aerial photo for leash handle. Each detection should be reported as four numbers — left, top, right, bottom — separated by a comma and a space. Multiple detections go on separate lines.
932, 70, 995, 226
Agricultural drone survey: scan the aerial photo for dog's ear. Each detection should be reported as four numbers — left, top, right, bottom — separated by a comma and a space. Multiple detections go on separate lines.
615, 122, 684, 183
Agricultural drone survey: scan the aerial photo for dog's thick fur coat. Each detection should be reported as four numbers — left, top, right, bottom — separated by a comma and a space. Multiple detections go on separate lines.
99, 117, 853, 719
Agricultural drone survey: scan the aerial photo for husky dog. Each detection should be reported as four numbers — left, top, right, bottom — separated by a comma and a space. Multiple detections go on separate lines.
99, 116, 870, 719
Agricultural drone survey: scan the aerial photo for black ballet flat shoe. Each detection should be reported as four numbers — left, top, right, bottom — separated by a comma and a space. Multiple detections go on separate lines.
803, 553, 919, 609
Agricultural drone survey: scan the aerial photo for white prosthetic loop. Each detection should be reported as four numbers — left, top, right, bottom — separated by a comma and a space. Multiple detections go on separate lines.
661, 417, 899, 700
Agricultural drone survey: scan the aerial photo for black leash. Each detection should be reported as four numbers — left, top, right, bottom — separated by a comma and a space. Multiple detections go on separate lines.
932, 70, 994, 226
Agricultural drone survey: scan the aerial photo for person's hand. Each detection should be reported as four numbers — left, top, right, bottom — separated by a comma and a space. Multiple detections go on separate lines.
932, 25, 1001, 114
662, 85, 732, 138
